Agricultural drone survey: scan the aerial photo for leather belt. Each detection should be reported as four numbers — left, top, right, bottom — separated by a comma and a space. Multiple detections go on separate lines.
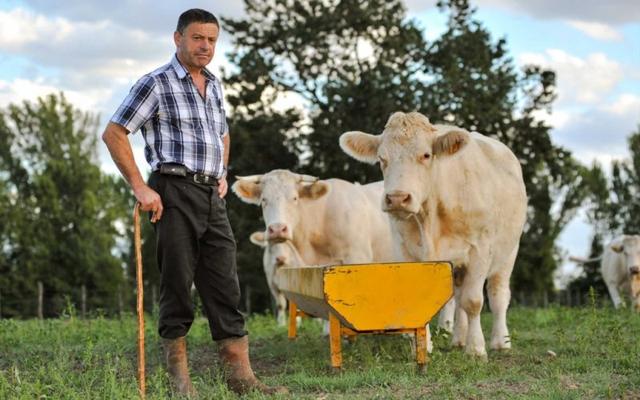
159, 163, 218, 186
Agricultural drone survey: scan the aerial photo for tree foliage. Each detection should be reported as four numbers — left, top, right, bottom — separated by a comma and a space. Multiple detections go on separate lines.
0, 94, 129, 317
223, 0, 587, 308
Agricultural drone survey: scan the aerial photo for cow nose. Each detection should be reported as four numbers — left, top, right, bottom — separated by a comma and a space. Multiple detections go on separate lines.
385, 192, 412, 209
630, 266, 640, 275
275, 255, 287, 266
267, 223, 288, 239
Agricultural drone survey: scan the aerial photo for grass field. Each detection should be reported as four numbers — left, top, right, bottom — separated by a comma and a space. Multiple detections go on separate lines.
1, 303, 639, 399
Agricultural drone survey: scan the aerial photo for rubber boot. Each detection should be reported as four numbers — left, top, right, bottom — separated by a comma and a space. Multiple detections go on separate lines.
218, 336, 288, 395
162, 336, 197, 397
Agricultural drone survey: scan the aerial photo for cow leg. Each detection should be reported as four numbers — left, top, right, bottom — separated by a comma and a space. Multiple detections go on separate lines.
459, 281, 486, 358
605, 280, 624, 308
459, 249, 490, 359
487, 246, 516, 350
451, 291, 468, 347
487, 271, 512, 350
438, 297, 456, 333
276, 292, 287, 326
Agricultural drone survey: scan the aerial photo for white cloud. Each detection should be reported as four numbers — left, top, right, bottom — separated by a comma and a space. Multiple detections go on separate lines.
0, 78, 111, 111
518, 50, 623, 105
567, 20, 623, 42
21, 1, 248, 33
602, 93, 640, 116
476, 0, 640, 25
548, 93, 640, 167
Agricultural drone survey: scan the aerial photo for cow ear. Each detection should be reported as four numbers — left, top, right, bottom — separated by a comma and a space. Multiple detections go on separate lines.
611, 244, 624, 253
433, 130, 469, 157
339, 131, 381, 164
299, 181, 330, 200
231, 178, 262, 205
249, 231, 266, 247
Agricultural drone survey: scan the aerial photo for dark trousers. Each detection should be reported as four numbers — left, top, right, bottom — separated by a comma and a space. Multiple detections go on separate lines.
148, 172, 247, 341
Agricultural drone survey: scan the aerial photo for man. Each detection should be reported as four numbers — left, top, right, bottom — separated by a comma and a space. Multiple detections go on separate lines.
102, 8, 286, 396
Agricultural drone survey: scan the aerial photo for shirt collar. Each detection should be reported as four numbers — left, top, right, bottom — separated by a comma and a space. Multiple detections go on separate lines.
171, 54, 216, 82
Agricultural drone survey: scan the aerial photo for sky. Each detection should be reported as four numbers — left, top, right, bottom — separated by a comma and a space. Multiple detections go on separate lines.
0, 0, 638, 285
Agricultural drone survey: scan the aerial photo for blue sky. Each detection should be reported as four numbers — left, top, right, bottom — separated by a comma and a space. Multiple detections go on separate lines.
0, 1, 638, 285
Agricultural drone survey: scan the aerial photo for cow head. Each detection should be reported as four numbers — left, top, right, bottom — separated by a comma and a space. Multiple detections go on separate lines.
340, 111, 469, 216
232, 169, 330, 241
250, 230, 296, 268
611, 235, 640, 278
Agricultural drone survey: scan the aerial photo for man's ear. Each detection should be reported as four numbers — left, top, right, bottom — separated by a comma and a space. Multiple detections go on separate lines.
231, 177, 263, 205
299, 181, 330, 200
339, 131, 381, 164
249, 231, 266, 247
174, 31, 181, 47
433, 130, 469, 157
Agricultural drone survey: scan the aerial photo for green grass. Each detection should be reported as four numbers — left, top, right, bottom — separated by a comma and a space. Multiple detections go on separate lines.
1, 305, 639, 399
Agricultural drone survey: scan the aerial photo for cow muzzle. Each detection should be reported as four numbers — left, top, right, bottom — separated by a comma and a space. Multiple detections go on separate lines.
267, 223, 291, 241
384, 191, 416, 213
629, 266, 640, 276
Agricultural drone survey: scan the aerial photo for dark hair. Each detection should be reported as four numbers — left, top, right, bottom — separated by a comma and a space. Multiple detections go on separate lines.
176, 9, 219, 33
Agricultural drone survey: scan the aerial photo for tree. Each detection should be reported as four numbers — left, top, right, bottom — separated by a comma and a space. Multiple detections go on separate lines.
587, 126, 640, 235
0, 94, 129, 317
420, 0, 589, 294
224, 0, 429, 183
223, 0, 588, 310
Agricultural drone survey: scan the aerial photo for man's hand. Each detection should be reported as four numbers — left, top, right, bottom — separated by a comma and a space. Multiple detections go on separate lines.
134, 184, 163, 222
218, 176, 228, 198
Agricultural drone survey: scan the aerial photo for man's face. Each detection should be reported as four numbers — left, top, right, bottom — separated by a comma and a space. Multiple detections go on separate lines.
174, 22, 219, 70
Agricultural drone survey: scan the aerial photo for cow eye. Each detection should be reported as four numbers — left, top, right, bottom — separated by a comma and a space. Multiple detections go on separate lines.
422, 152, 431, 160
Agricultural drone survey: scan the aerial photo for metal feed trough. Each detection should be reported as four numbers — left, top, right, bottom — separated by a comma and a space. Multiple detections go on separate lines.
275, 262, 454, 370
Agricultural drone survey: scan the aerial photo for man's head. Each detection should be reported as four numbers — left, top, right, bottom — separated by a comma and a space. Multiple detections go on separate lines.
174, 9, 220, 71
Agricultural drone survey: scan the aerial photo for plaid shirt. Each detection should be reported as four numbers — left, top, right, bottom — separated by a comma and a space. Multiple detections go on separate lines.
111, 54, 228, 177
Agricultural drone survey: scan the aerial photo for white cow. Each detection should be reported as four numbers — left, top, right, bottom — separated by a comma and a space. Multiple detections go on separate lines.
602, 235, 640, 311
232, 170, 395, 265
249, 230, 304, 325
340, 112, 527, 358
233, 169, 452, 342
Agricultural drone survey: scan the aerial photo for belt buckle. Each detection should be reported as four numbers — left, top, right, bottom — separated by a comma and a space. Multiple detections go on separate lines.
192, 173, 204, 184
193, 173, 214, 185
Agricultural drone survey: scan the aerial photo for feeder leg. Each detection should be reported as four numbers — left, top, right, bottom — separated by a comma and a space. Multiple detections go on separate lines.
415, 327, 429, 371
288, 301, 298, 339
329, 313, 342, 370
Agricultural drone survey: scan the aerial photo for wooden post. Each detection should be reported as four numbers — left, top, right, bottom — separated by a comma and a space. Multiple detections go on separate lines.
81, 284, 87, 319
329, 313, 342, 370
117, 286, 123, 317
543, 290, 549, 308
288, 300, 298, 339
244, 285, 252, 315
415, 326, 428, 371
151, 285, 157, 310
37, 281, 44, 319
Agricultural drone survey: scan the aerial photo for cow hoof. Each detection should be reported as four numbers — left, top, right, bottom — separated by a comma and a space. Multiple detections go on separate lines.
451, 339, 466, 348
490, 339, 511, 351
465, 348, 488, 362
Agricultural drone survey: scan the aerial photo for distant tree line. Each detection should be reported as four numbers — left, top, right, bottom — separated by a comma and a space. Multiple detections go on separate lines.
0, 0, 635, 317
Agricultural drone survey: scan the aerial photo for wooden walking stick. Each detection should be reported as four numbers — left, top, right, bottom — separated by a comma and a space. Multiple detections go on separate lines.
133, 202, 146, 399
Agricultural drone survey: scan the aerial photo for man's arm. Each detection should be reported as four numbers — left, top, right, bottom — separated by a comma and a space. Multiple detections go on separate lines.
102, 122, 163, 222
218, 133, 230, 198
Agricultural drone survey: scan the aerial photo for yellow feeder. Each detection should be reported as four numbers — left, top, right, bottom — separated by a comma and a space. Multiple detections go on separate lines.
275, 262, 454, 369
